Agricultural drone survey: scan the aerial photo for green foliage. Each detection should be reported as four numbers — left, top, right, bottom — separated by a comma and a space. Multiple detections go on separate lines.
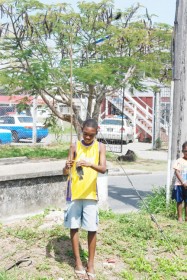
2, 209, 187, 279
36, 260, 50, 272
6, 227, 38, 240
155, 137, 162, 149
0, 0, 172, 131
120, 270, 135, 280
0, 145, 69, 159
140, 186, 176, 218
44, 115, 64, 143
117, 213, 156, 240
99, 209, 117, 220
129, 255, 152, 272
0, 272, 17, 280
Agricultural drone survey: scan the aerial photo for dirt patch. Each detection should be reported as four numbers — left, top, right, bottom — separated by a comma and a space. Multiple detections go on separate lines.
0, 212, 125, 280
109, 158, 167, 172
1, 211, 187, 280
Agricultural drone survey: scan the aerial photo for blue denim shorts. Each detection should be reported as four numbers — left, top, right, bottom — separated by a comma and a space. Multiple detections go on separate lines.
172, 185, 187, 203
64, 199, 99, 231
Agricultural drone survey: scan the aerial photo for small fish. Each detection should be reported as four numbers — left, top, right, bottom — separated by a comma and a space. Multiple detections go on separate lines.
76, 166, 84, 180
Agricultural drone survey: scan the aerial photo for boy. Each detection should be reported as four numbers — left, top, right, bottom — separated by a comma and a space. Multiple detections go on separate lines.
173, 141, 187, 222
63, 119, 106, 280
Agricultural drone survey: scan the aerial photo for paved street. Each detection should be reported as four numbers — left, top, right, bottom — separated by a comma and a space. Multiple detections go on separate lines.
108, 172, 167, 213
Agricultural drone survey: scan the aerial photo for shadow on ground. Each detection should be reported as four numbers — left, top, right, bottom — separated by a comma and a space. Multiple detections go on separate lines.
108, 185, 152, 211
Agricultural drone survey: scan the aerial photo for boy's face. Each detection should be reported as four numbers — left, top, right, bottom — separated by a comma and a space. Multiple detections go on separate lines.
82, 126, 97, 144
183, 146, 187, 159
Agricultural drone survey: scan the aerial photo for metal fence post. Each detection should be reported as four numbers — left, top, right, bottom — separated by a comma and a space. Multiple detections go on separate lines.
32, 95, 37, 144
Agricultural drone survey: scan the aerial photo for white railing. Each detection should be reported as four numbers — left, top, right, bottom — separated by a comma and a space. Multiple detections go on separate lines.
106, 90, 169, 138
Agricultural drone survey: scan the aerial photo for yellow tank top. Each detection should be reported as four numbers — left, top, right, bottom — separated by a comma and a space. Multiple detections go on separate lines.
67, 140, 100, 201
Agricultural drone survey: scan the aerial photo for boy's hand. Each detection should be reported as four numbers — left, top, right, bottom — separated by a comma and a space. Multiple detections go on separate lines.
65, 159, 74, 169
76, 160, 92, 168
183, 182, 187, 188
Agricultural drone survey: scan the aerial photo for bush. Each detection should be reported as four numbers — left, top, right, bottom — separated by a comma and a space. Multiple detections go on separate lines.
155, 137, 162, 149
139, 186, 176, 219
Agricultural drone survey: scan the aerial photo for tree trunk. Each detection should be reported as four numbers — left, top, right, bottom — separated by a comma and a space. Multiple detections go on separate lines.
169, 0, 187, 186
86, 85, 94, 119
92, 95, 104, 122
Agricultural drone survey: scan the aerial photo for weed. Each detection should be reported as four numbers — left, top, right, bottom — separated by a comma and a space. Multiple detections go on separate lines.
47, 225, 69, 238
155, 137, 162, 149
117, 213, 157, 240
0, 271, 16, 280
6, 227, 39, 240
0, 145, 69, 159
43, 207, 62, 217
120, 270, 135, 280
156, 257, 178, 276
99, 209, 117, 220
129, 256, 152, 272
36, 260, 50, 272
2, 210, 187, 279
140, 186, 176, 218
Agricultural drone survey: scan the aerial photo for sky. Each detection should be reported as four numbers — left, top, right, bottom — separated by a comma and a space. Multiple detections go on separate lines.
42, 0, 176, 26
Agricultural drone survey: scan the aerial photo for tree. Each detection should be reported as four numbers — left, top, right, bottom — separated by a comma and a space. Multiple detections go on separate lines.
0, 0, 172, 136
167, 0, 187, 200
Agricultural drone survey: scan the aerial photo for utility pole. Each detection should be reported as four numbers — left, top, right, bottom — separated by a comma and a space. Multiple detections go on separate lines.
32, 95, 37, 144
152, 89, 161, 150
166, 0, 187, 204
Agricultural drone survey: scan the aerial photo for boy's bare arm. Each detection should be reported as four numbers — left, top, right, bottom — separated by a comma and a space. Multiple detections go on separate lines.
175, 169, 187, 187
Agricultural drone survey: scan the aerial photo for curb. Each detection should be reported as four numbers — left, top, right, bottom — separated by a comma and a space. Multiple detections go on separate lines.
0, 156, 28, 165
108, 169, 151, 176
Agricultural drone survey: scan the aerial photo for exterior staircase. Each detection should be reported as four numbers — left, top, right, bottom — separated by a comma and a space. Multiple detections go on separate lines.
106, 89, 169, 141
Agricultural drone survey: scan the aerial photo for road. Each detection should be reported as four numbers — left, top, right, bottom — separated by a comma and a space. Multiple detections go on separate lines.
108, 172, 167, 213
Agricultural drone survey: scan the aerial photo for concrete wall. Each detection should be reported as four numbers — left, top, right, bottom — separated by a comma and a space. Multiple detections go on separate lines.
0, 175, 67, 221
0, 172, 108, 221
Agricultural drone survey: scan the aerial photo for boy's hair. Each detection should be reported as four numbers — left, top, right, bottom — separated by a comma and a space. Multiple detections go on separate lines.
182, 141, 187, 151
82, 118, 98, 130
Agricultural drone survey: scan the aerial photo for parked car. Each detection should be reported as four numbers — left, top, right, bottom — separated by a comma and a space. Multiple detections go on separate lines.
0, 115, 48, 143
0, 128, 12, 144
97, 115, 134, 144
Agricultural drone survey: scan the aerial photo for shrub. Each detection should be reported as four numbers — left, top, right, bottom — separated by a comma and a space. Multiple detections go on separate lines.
139, 186, 176, 219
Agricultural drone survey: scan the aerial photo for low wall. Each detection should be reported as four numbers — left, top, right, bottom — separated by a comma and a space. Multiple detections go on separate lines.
0, 172, 108, 222
0, 175, 67, 221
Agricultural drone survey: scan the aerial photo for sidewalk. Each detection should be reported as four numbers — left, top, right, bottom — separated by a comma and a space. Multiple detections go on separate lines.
120, 142, 168, 161
0, 142, 168, 181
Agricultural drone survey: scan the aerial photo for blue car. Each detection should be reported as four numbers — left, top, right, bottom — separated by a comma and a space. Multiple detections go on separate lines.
0, 128, 12, 144
0, 115, 48, 143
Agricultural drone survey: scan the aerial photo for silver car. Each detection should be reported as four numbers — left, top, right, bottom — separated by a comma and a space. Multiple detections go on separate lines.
97, 116, 134, 144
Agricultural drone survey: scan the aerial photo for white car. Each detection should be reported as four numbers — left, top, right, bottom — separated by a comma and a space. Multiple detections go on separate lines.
97, 116, 134, 144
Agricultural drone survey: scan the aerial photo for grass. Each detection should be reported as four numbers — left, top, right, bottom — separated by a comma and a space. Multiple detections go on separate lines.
0, 141, 173, 279
140, 187, 176, 218
0, 210, 187, 280
115, 157, 167, 172
0, 188, 187, 280
0, 144, 166, 172
0, 144, 69, 159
